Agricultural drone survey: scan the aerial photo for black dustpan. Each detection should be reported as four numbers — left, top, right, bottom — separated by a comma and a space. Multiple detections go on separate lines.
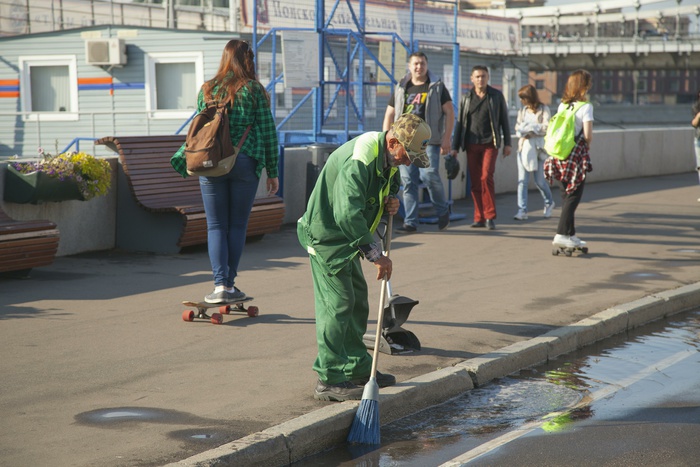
363, 218, 421, 355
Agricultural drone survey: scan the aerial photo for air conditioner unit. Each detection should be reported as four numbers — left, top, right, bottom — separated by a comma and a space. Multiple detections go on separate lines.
85, 38, 127, 66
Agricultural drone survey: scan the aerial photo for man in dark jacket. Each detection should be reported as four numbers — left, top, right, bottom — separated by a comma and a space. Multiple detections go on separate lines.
451, 65, 512, 230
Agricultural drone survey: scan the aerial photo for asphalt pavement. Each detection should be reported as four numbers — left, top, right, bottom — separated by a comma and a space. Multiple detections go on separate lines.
1, 172, 699, 467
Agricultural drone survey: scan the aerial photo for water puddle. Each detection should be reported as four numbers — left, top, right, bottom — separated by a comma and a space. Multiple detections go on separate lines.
294, 309, 700, 466
75, 407, 206, 426
167, 428, 232, 445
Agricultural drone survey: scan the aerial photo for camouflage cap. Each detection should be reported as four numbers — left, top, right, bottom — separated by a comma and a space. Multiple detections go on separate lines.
391, 114, 431, 168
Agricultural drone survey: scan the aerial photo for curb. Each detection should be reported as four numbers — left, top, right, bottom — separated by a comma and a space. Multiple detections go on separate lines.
169, 282, 700, 466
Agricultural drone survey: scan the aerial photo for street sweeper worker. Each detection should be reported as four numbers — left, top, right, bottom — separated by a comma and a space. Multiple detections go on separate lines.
298, 113, 432, 402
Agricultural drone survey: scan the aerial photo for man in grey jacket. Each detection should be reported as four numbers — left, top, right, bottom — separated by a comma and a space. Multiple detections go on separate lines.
383, 51, 454, 233
451, 65, 512, 230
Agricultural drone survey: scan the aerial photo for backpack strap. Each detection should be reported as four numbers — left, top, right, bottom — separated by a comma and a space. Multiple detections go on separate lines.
569, 101, 588, 141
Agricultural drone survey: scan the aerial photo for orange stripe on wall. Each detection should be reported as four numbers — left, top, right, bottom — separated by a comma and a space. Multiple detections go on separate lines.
0, 92, 20, 98
78, 77, 113, 85
0, 79, 19, 86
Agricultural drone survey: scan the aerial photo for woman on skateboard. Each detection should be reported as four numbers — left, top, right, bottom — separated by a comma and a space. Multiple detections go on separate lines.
544, 69, 594, 251
173, 40, 280, 303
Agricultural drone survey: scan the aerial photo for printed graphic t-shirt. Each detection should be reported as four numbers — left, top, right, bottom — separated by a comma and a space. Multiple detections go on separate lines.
389, 79, 451, 121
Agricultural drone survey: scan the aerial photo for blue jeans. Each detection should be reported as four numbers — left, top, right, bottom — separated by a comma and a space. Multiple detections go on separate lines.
517, 154, 553, 212
399, 144, 448, 227
199, 153, 260, 287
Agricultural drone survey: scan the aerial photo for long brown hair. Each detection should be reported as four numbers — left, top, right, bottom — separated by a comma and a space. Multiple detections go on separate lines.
518, 84, 542, 111
561, 69, 592, 105
203, 39, 269, 106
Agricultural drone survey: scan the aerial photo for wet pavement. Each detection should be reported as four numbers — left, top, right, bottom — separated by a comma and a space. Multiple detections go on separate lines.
1, 173, 699, 466
294, 308, 700, 466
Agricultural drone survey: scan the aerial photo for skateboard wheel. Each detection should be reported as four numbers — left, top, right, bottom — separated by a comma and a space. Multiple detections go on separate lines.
182, 310, 195, 322
211, 313, 223, 324
552, 248, 559, 256
247, 305, 259, 318
564, 249, 572, 257
219, 305, 231, 315
581, 247, 589, 254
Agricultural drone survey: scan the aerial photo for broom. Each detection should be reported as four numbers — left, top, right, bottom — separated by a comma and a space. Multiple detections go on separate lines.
347, 215, 393, 445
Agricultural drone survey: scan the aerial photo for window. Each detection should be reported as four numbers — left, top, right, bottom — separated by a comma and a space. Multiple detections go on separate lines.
19, 55, 78, 121
535, 80, 544, 90
145, 52, 203, 118
352, 59, 377, 118
257, 52, 292, 118
637, 78, 647, 93
323, 59, 338, 119
602, 80, 613, 92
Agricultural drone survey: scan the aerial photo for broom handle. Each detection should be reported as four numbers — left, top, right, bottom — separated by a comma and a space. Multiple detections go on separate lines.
370, 215, 393, 379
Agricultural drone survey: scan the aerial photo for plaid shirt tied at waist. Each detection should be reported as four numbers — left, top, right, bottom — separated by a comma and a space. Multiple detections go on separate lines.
544, 138, 592, 194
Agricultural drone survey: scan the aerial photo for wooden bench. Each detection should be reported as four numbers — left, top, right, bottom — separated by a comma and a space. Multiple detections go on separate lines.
0, 205, 60, 275
96, 135, 285, 253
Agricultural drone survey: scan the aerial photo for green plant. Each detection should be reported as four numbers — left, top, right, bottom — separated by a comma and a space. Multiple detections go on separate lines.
11, 147, 112, 200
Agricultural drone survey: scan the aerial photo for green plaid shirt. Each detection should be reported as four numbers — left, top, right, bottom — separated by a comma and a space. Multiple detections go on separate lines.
171, 79, 279, 178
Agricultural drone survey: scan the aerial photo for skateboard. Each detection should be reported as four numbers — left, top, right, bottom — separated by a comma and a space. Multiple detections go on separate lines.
181, 297, 258, 324
552, 245, 588, 257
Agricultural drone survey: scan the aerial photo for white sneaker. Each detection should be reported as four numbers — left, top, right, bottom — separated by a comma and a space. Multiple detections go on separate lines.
543, 202, 555, 218
514, 209, 528, 220
552, 234, 576, 248
570, 235, 587, 247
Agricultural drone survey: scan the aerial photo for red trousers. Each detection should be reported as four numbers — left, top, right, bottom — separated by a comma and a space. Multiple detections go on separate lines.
466, 143, 499, 222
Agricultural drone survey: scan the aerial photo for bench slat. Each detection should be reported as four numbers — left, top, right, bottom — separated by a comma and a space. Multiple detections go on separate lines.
96, 135, 285, 250
0, 207, 59, 274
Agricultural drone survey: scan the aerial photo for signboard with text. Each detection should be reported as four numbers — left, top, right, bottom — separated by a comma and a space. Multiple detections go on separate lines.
241, 0, 521, 55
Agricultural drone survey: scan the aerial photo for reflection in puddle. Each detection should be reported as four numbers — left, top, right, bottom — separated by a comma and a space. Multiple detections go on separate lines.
382, 379, 582, 442
294, 309, 700, 466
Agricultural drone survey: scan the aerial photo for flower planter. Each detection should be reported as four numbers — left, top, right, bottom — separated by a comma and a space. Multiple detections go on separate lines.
3, 165, 85, 204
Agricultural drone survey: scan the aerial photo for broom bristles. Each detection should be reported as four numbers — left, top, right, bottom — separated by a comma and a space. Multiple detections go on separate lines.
347, 399, 380, 445
347, 378, 380, 445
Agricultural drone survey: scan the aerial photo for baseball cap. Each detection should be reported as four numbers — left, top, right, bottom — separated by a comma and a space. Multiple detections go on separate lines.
391, 114, 431, 168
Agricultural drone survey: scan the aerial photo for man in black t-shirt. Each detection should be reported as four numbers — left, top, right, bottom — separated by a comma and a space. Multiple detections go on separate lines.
383, 51, 454, 233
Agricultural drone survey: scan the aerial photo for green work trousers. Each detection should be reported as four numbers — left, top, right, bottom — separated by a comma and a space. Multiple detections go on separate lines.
310, 253, 372, 384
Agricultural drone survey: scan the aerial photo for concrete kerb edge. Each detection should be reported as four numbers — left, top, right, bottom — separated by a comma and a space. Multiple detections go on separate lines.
173, 282, 700, 466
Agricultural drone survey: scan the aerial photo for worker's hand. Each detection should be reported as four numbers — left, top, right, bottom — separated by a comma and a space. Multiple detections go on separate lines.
503, 145, 512, 157
450, 149, 459, 158
267, 177, 279, 195
373, 255, 392, 281
383, 196, 400, 216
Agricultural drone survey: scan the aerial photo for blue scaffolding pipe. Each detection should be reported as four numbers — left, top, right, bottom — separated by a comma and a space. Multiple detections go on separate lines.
252, 0, 459, 144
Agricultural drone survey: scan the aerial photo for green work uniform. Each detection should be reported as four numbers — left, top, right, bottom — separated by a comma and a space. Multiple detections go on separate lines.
297, 131, 400, 384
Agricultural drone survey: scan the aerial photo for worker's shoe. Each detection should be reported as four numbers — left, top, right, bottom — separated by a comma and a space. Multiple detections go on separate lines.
313, 380, 363, 402
351, 371, 396, 388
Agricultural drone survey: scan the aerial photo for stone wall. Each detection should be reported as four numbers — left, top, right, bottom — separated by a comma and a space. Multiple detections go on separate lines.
1, 127, 695, 256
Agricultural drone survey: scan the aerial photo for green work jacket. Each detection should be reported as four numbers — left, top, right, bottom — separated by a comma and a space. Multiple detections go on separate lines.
298, 131, 400, 275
